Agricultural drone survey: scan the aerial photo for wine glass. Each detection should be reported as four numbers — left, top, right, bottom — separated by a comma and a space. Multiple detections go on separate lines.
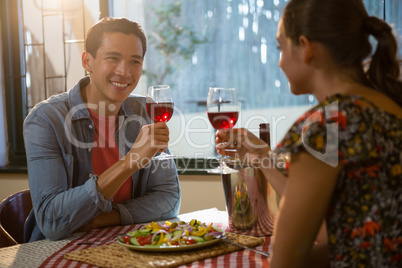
207, 87, 240, 174
146, 85, 177, 160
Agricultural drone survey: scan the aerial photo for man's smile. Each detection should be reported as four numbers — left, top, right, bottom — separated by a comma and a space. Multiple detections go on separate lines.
110, 81, 130, 88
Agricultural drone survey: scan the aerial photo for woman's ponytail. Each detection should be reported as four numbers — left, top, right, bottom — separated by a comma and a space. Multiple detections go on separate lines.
363, 16, 402, 106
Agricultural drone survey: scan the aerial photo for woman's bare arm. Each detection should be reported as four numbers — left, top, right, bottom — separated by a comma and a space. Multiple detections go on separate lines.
269, 152, 341, 268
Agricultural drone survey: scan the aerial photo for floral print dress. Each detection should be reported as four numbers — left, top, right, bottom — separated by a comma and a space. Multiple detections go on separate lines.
274, 94, 402, 268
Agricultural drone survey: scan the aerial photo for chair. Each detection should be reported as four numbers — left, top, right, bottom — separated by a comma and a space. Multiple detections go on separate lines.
0, 190, 32, 248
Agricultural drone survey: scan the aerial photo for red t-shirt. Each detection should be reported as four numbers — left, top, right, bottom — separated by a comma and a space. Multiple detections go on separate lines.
88, 109, 132, 204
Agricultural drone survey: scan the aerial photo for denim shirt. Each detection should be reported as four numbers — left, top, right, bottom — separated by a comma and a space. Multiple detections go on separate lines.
23, 77, 181, 242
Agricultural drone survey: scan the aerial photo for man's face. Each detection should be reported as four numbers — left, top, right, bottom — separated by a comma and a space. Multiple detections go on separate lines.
82, 32, 144, 106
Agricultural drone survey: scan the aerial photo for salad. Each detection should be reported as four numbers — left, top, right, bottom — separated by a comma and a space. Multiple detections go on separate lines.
118, 219, 224, 247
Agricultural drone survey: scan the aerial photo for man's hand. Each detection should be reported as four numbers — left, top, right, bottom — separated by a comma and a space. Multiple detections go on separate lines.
76, 209, 121, 232
128, 122, 170, 169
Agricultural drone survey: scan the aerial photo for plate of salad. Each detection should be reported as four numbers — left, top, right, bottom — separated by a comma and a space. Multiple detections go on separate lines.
117, 219, 225, 252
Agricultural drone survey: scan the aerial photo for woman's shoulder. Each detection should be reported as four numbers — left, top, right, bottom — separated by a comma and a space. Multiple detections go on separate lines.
332, 91, 402, 120
285, 94, 366, 134
298, 93, 400, 126
275, 93, 401, 155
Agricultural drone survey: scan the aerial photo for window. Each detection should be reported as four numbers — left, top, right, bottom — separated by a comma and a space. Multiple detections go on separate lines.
1, 0, 401, 171
0, 0, 107, 167
127, 0, 316, 160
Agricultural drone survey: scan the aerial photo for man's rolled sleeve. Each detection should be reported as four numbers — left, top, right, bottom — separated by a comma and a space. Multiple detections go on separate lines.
113, 203, 134, 225
85, 175, 113, 212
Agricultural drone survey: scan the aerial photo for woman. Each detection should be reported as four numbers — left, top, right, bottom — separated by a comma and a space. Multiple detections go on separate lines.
216, 0, 402, 267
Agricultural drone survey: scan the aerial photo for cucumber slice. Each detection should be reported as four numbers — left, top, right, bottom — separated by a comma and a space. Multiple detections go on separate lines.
128, 230, 143, 237
165, 233, 172, 240
129, 237, 140, 246
139, 228, 153, 234
188, 235, 205, 243
212, 226, 223, 232
172, 230, 183, 239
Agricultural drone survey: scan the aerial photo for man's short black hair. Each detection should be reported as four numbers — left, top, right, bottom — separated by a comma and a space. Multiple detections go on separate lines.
85, 17, 147, 58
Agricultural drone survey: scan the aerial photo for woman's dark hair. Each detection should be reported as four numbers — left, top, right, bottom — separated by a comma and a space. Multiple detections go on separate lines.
85, 17, 147, 58
282, 0, 402, 106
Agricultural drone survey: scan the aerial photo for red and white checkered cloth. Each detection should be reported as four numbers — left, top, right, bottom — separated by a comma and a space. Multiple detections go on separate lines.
39, 222, 271, 267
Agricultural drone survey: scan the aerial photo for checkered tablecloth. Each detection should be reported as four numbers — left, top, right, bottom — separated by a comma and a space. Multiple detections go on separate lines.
0, 208, 272, 268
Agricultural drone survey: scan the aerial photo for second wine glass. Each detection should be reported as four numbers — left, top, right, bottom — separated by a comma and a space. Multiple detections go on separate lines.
207, 87, 240, 174
146, 85, 177, 160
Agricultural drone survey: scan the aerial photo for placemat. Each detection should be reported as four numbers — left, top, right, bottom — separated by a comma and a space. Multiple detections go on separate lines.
39, 225, 136, 267
64, 232, 265, 268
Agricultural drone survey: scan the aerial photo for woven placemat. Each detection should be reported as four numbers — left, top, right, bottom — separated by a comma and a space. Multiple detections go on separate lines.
64, 232, 264, 268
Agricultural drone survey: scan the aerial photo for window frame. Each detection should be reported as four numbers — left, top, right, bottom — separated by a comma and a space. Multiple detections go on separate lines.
1, 0, 27, 167
0, 0, 111, 171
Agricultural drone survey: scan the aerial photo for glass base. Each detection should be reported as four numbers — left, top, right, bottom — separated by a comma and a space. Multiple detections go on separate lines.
152, 152, 177, 160
207, 156, 250, 174
207, 161, 239, 174
207, 167, 239, 174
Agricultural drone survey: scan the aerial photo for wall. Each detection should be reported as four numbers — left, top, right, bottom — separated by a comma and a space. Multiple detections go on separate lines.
0, 173, 226, 214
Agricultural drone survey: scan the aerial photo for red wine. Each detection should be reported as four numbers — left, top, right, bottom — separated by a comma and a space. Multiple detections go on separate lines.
208, 111, 239, 129
146, 102, 174, 122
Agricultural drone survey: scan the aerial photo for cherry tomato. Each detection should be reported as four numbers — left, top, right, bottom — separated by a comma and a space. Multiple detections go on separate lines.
122, 235, 131, 245
185, 238, 197, 245
137, 234, 153, 246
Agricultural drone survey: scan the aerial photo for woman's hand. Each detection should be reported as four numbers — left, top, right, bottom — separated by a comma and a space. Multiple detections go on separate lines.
216, 128, 271, 167
128, 122, 170, 169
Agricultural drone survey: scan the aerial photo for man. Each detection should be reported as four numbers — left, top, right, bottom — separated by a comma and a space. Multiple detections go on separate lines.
23, 17, 181, 242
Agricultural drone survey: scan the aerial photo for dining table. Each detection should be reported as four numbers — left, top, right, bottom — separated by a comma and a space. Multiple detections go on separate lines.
0, 208, 272, 268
